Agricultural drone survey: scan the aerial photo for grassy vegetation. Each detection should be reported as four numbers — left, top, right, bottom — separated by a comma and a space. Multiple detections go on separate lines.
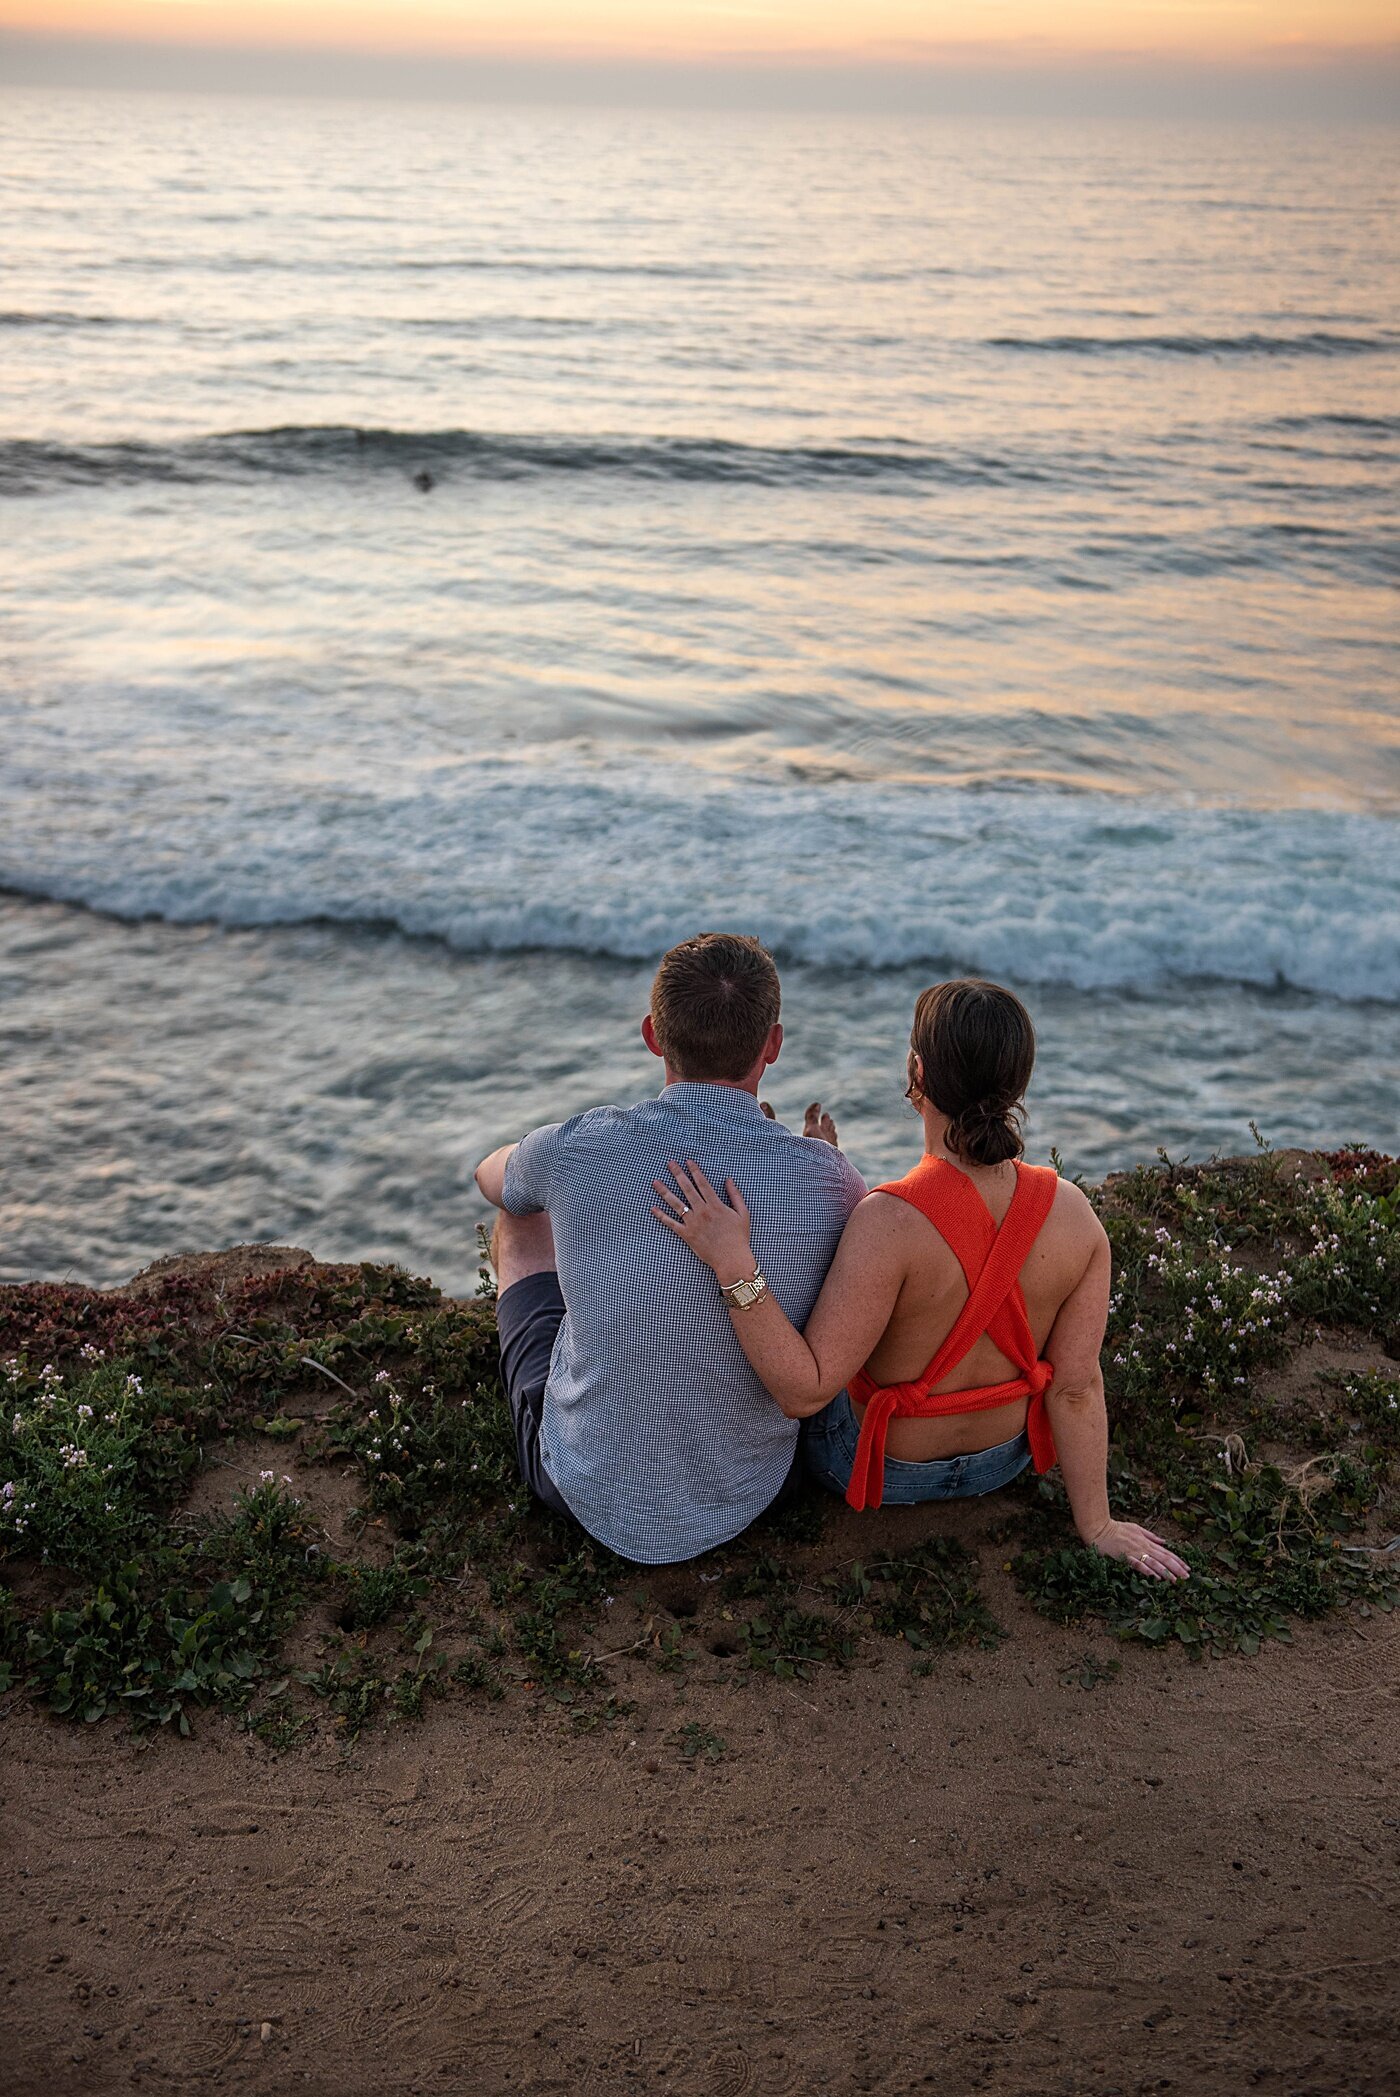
1, 1143, 1396, 1739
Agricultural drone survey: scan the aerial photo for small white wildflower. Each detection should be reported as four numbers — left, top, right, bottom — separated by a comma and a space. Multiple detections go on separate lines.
259, 1469, 275, 1484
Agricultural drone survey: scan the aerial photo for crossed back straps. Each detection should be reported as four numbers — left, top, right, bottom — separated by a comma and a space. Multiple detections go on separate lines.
844, 1158, 1060, 1512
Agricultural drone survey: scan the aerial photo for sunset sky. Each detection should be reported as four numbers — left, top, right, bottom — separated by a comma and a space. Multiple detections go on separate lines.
7, 0, 1400, 61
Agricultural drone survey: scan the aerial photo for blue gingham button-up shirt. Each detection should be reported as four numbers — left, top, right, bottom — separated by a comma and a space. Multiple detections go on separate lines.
501, 1081, 867, 1564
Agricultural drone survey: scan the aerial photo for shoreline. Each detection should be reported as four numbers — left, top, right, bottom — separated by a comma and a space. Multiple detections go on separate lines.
6, 884, 1398, 1297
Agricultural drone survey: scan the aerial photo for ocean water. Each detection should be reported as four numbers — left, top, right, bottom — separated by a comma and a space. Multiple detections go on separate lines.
2, 88, 1397, 1292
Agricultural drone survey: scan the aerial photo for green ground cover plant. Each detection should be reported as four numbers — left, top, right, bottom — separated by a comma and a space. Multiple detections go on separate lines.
1, 1143, 1396, 1739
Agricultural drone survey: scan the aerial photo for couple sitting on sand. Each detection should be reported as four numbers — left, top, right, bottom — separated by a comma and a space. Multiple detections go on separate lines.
475, 932, 1187, 1582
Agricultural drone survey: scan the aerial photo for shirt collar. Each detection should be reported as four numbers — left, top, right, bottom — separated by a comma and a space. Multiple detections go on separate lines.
659, 1080, 767, 1121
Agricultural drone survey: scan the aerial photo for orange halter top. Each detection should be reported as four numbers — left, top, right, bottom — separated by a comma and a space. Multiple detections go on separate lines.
844, 1157, 1060, 1512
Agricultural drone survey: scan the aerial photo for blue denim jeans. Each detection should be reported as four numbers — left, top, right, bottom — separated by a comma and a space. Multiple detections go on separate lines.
803, 1390, 1032, 1505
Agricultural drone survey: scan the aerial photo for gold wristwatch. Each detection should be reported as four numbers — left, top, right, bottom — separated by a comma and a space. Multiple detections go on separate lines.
719, 1261, 769, 1311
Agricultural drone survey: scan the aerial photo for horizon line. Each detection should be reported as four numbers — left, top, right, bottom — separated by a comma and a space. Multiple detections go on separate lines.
5, 30, 1400, 118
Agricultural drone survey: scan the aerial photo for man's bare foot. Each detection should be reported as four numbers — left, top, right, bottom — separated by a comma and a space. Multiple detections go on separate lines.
803, 1101, 839, 1147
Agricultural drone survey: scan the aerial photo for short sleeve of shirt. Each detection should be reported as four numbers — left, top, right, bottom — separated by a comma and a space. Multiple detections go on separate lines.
835, 1152, 869, 1214
500, 1122, 565, 1216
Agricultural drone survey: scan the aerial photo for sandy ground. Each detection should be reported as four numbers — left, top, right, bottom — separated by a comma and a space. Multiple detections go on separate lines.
5, 1580, 1397, 2097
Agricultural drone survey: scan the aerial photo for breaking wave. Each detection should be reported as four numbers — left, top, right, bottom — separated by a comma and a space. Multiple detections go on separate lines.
3, 758, 1395, 1005
0, 424, 1068, 496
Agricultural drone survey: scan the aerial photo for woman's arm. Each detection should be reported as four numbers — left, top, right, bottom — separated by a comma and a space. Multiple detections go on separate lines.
653, 1162, 907, 1419
1043, 1214, 1189, 1582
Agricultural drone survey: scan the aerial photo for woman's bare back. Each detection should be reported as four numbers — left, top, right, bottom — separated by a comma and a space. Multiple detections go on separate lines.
856, 1161, 1102, 1460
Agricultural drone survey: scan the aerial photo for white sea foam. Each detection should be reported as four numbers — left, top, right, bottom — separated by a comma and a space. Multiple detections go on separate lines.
3, 753, 1396, 1005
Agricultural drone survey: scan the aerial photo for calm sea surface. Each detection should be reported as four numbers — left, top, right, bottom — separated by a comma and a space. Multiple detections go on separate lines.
2, 89, 1397, 1289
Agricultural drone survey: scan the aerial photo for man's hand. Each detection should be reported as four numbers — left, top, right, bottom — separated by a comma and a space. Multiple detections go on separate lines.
803, 1101, 839, 1147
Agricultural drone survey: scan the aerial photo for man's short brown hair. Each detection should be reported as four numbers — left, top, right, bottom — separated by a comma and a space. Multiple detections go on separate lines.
650, 933, 781, 1083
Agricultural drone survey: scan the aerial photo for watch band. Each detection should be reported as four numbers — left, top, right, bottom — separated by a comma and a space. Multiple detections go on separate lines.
719, 1262, 769, 1311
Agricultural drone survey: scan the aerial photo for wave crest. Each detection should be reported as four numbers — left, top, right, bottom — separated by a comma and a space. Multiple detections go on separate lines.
990, 330, 1399, 359
0, 424, 1061, 497
2, 762, 1395, 1006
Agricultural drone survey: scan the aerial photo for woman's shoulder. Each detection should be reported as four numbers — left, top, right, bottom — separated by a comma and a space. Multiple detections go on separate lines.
843, 1184, 958, 1273
1042, 1172, 1109, 1253
846, 1185, 931, 1237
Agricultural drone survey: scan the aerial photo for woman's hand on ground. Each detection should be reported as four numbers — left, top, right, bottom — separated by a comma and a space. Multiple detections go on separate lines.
653, 1161, 756, 1285
803, 1101, 839, 1147
1086, 1519, 1191, 1582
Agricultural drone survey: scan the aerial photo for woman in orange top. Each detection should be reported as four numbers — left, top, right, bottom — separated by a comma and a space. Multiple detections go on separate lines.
654, 978, 1188, 1582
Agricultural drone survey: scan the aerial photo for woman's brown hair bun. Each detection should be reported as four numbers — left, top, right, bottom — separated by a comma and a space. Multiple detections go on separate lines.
907, 979, 1035, 1168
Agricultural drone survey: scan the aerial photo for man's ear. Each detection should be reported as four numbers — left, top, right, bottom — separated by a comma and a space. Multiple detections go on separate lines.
762, 1022, 783, 1070
641, 1013, 664, 1060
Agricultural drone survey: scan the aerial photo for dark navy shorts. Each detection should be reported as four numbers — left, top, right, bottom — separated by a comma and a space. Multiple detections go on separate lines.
495, 1271, 573, 1517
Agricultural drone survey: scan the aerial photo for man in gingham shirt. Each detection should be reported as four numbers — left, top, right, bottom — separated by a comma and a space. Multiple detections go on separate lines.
475, 934, 867, 1565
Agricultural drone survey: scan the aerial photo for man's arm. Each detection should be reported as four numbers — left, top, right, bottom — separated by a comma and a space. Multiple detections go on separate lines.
476, 1121, 565, 1216
474, 1144, 517, 1209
